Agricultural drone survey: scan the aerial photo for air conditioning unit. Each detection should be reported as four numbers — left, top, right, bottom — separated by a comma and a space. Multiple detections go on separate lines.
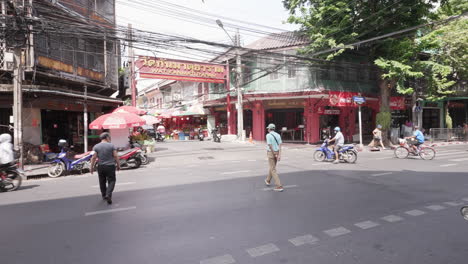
1, 51, 14, 71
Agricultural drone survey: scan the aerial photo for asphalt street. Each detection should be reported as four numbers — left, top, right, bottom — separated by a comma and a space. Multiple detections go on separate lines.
1, 141, 468, 264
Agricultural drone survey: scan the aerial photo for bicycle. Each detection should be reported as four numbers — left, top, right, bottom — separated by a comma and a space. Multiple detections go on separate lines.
394, 138, 436, 160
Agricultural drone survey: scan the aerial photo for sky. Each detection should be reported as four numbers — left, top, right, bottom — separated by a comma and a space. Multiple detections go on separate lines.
115, 0, 299, 90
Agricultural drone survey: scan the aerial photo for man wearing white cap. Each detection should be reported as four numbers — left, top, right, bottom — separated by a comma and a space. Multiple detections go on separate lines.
264, 123, 284, 192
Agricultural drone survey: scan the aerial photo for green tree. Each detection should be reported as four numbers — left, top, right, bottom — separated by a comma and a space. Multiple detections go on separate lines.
283, 0, 466, 135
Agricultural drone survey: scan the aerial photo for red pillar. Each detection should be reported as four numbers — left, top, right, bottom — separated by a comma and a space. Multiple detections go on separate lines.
304, 98, 320, 143
339, 107, 357, 142
228, 105, 237, 135
252, 101, 265, 141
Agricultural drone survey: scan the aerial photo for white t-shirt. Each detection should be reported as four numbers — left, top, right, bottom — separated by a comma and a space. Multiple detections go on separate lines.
334, 132, 344, 146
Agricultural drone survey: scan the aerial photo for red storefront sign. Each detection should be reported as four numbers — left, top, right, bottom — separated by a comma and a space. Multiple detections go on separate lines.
329, 91, 359, 107
390, 97, 405, 110
135, 56, 227, 83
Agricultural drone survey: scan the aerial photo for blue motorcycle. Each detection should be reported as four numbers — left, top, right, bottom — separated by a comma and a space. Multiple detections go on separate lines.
314, 139, 358, 163
47, 140, 95, 178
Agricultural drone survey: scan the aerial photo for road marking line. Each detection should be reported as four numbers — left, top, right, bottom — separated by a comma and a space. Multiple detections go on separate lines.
248, 159, 257, 162
435, 151, 466, 156
289, 234, 319, 246
440, 164, 457, 167
221, 170, 250, 175
444, 201, 463, 207
323, 227, 351, 237
371, 172, 393, 177
405, 210, 426, 216
376, 157, 392, 160
448, 158, 468, 162
425, 205, 446, 211
381, 215, 403, 223
91, 182, 135, 188
246, 243, 280, 257
85, 206, 136, 216
188, 165, 198, 168
262, 185, 298, 191
200, 254, 236, 264
231, 160, 241, 163
354, 221, 380, 230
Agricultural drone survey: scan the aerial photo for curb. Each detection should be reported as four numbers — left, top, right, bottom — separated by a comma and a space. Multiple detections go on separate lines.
430, 141, 468, 147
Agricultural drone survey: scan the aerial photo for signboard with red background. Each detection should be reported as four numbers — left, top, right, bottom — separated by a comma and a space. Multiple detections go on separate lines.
136, 56, 227, 83
390, 97, 406, 110
329, 91, 359, 107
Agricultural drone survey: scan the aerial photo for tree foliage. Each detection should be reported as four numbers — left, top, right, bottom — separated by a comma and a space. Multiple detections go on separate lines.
283, 0, 466, 101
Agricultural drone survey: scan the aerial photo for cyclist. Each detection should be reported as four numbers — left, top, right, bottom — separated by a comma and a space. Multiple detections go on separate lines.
406, 125, 424, 154
329, 127, 344, 164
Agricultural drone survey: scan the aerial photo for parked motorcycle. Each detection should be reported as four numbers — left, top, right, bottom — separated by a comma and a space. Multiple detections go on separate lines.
156, 132, 165, 142
461, 206, 468, 221
313, 139, 358, 163
129, 141, 149, 165
0, 161, 24, 192
47, 140, 95, 178
118, 147, 142, 169
211, 128, 221, 143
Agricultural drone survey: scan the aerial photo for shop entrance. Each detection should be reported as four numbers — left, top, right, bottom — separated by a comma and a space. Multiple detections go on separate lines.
319, 114, 339, 140
422, 108, 441, 130
265, 108, 304, 141
41, 110, 84, 152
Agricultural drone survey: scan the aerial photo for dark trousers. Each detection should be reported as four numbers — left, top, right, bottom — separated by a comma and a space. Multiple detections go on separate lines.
97, 165, 116, 198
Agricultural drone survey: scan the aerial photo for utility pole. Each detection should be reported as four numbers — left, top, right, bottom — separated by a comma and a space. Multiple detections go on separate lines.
83, 85, 88, 152
235, 29, 244, 140
12, 47, 23, 168
128, 23, 136, 107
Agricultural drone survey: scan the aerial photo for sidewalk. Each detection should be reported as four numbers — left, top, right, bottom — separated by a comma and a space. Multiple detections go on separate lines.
24, 164, 50, 178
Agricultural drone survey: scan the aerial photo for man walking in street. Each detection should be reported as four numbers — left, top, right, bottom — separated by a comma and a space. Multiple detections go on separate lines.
264, 123, 284, 192
90, 132, 120, 205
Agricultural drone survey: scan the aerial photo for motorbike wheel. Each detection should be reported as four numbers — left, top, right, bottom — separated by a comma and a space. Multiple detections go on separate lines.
313, 151, 326, 162
48, 162, 65, 178
1, 171, 22, 192
140, 154, 149, 165
128, 158, 141, 169
394, 147, 409, 159
343, 151, 358, 163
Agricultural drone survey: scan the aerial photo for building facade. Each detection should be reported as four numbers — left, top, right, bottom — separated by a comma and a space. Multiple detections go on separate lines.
0, 0, 121, 152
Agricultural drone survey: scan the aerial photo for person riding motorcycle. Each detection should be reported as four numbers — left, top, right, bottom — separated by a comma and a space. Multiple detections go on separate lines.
329, 127, 344, 164
0, 133, 14, 167
406, 125, 424, 154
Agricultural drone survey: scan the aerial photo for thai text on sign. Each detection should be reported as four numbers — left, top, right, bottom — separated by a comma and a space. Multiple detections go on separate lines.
136, 56, 227, 83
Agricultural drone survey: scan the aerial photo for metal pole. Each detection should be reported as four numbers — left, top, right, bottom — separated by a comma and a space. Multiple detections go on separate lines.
128, 23, 136, 107
358, 105, 363, 149
235, 29, 243, 140
84, 85, 88, 152
13, 47, 23, 169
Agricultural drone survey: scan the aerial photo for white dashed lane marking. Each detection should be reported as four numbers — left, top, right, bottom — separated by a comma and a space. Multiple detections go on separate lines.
381, 215, 403, 223
246, 243, 280, 257
444, 201, 464, 206
221, 170, 251, 175
85, 206, 136, 216
323, 227, 351, 237
354, 221, 380, 230
262, 185, 298, 191
247, 159, 257, 162
440, 164, 457, 167
376, 157, 392, 160
289, 234, 319, 246
371, 172, 393, 177
200, 254, 236, 264
405, 210, 426, 216
436, 151, 466, 156
91, 182, 135, 188
448, 158, 468, 162
425, 205, 446, 211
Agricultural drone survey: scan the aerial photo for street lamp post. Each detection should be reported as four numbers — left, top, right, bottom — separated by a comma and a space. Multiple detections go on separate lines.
216, 20, 243, 140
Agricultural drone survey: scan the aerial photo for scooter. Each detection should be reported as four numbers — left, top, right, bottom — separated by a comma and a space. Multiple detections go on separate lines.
118, 147, 142, 169
0, 161, 24, 192
129, 141, 149, 165
313, 139, 358, 163
47, 140, 95, 178
155, 132, 165, 142
211, 128, 221, 143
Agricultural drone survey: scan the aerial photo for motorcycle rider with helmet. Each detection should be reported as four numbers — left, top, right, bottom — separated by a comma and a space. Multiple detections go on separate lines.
329, 127, 344, 164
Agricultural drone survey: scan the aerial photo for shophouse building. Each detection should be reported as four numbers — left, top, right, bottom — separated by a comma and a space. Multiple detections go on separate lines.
0, 0, 121, 152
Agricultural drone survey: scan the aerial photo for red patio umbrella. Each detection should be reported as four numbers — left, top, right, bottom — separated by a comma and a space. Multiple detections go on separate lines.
89, 112, 146, 129
141, 115, 161, 125
113, 106, 146, 115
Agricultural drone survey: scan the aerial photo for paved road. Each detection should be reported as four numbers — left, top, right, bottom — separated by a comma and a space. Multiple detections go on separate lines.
1, 141, 467, 264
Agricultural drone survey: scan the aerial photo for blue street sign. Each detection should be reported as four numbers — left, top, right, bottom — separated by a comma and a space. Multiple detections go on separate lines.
353, 96, 366, 104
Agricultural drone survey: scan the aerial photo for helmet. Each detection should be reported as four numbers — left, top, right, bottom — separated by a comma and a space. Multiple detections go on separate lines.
377, 124, 382, 129
334, 127, 341, 132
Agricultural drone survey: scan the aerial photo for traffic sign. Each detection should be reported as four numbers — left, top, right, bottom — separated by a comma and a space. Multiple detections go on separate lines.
352, 96, 366, 104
